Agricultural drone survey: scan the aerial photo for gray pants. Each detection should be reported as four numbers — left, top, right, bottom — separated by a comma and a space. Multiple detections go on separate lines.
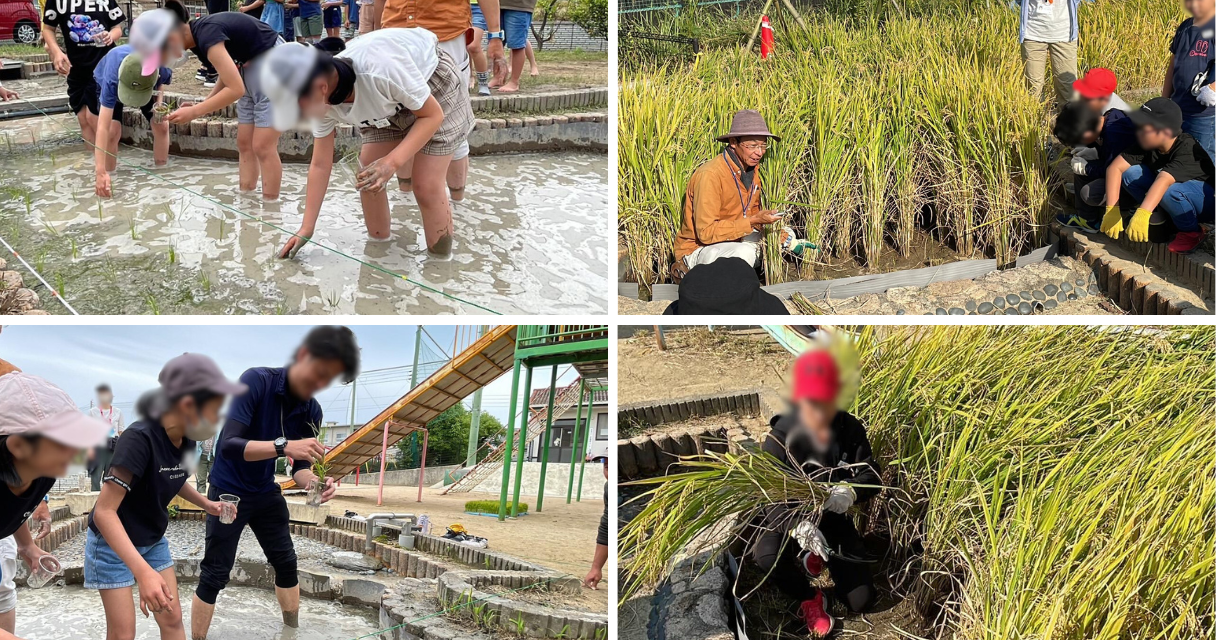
196, 457, 213, 493
1021, 39, 1077, 105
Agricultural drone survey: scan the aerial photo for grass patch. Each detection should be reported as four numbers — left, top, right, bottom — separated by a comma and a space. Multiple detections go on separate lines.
465, 499, 527, 514
621, 325, 1214, 640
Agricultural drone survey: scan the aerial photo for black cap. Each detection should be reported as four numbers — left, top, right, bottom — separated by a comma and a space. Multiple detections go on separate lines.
1129, 97, 1184, 135
663, 257, 790, 315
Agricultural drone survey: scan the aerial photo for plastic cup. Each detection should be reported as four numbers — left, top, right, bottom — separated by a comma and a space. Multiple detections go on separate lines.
152, 103, 172, 125
25, 555, 62, 589
306, 482, 323, 507
219, 494, 240, 524
336, 152, 364, 191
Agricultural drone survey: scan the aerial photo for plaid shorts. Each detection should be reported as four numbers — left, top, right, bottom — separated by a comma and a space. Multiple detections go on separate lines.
359, 48, 474, 156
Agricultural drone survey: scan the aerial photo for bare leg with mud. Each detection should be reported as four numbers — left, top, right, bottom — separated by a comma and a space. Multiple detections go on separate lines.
276, 585, 300, 627
359, 141, 399, 239
236, 123, 259, 194
446, 156, 468, 202
190, 596, 215, 640
413, 152, 455, 256
254, 127, 283, 200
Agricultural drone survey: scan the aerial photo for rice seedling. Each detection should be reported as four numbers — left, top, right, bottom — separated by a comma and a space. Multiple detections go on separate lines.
144, 292, 160, 314
620, 326, 1214, 640
618, 0, 1183, 284
167, 244, 177, 265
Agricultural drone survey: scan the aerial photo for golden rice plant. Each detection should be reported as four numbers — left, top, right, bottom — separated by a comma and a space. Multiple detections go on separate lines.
618, 0, 1183, 285
620, 326, 1215, 640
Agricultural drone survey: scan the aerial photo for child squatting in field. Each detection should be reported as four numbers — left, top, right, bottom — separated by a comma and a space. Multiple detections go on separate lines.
744, 349, 882, 638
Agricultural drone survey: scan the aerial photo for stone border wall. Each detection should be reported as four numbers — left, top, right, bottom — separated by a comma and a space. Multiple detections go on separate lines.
434, 570, 608, 639
1058, 226, 1212, 314
121, 110, 607, 160
619, 390, 764, 427
648, 552, 733, 640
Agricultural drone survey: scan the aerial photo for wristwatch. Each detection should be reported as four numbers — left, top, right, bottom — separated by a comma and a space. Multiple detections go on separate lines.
274, 437, 287, 458
487, 30, 504, 40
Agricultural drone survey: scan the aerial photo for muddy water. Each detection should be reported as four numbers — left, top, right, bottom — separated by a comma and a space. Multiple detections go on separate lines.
0, 146, 608, 314
16, 584, 383, 640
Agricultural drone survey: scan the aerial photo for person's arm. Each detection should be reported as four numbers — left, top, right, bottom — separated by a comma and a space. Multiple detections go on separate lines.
30, 500, 52, 540
479, 0, 505, 78
241, 0, 266, 11
0, 83, 17, 101
843, 422, 882, 504
372, 0, 384, 29
103, 23, 123, 46
1162, 55, 1175, 99
41, 24, 71, 75
94, 105, 116, 197
689, 172, 753, 245
217, 417, 324, 462
1103, 155, 1131, 209
280, 131, 336, 258
91, 469, 174, 616
169, 45, 244, 122
355, 96, 444, 192
1135, 171, 1176, 215
13, 519, 50, 574
176, 482, 225, 517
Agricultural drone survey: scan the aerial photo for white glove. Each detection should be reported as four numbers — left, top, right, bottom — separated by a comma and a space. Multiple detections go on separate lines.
822, 485, 856, 514
1071, 156, 1089, 175
1198, 85, 1216, 108
790, 520, 829, 561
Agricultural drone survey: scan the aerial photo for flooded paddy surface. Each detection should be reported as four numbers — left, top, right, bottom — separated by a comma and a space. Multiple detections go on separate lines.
16, 584, 382, 640
0, 144, 608, 314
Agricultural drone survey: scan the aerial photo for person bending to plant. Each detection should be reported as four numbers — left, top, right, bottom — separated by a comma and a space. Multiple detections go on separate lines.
1053, 99, 1136, 233
746, 349, 881, 638
0, 364, 111, 640
190, 326, 359, 640
88, 354, 245, 640
1101, 97, 1214, 254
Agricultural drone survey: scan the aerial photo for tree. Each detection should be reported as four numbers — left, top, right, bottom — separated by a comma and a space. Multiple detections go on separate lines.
567, 0, 607, 40
396, 403, 504, 468
529, 0, 565, 51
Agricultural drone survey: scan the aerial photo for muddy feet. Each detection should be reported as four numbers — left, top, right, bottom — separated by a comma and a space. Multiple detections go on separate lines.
282, 609, 299, 628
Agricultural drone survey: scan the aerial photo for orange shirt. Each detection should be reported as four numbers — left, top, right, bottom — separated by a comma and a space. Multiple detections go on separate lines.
674, 151, 762, 261
381, 0, 471, 42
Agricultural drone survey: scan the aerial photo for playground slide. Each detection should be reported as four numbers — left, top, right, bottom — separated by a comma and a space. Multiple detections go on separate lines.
282, 325, 519, 488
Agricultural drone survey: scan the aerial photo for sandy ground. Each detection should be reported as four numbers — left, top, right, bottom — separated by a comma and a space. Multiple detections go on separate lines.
618, 327, 794, 407
485, 580, 609, 612
310, 483, 605, 579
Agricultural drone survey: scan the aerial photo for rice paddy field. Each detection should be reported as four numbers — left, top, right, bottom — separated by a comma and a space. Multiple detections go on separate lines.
620, 325, 1215, 640
618, 0, 1181, 287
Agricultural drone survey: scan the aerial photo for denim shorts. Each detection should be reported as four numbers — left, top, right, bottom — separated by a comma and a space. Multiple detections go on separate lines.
83, 529, 174, 590
470, 3, 487, 30
501, 9, 531, 50
236, 40, 283, 129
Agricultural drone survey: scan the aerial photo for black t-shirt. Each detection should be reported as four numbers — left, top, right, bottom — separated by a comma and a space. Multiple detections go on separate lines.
1121, 133, 1215, 186
0, 477, 54, 539
42, 0, 126, 80
189, 12, 281, 69
88, 420, 195, 547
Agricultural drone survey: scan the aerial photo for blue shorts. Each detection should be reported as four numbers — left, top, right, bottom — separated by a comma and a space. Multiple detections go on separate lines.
501, 9, 531, 50
83, 529, 173, 590
324, 6, 341, 28
470, 3, 487, 30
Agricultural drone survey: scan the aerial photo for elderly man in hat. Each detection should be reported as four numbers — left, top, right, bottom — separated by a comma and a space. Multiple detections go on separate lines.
672, 109, 785, 278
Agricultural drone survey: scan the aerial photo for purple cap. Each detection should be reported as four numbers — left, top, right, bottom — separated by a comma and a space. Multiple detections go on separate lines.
158, 353, 247, 401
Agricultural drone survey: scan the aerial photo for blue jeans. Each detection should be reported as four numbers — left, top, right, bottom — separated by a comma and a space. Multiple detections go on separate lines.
501, 9, 531, 50
1122, 164, 1215, 233
1182, 113, 1215, 161
83, 530, 174, 590
470, 3, 487, 30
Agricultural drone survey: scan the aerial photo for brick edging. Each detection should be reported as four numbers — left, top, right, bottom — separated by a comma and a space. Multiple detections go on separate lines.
435, 570, 607, 639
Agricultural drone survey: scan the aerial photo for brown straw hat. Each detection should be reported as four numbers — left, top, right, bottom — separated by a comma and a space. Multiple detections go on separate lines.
716, 109, 780, 143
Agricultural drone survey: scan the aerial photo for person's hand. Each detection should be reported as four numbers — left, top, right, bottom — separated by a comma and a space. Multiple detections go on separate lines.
1198, 85, 1216, 108
203, 499, 227, 518
284, 438, 325, 464
51, 50, 71, 75
1126, 207, 1152, 243
167, 106, 198, 125
95, 170, 112, 198
355, 157, 400, 192
135, 568, 174, 616
488, 38, 507, 82
822, 485, 855, 514
582, 566, 603, 590
0, 84, 18, 101
1100, 205, 1123, 239
30, 501, 52, 540
16, 541, 50, 572
95, 30, 114, 46
279, 229, 313, 259
1070, 156, 1089, 175
790, 521, 829, 561
751, 209, 782, 226
312, 476, 337, 504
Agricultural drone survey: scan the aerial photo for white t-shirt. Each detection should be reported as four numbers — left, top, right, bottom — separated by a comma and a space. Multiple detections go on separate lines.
88, 405, 125, 438
314, 28, 439, 138
1024, 0, 1070, 43
1105, 92, 1131, 114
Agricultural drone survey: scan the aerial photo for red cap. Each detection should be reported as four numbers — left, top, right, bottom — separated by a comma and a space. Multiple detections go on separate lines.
1073, 68, 1118, 99
792, 350, 840, 403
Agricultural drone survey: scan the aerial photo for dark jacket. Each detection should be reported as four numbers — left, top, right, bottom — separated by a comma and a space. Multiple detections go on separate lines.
597, 485, 608, 547
761, 408, 882, 504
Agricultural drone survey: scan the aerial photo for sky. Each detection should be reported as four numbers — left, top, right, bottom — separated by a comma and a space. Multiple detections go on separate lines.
0, 325, 579, 426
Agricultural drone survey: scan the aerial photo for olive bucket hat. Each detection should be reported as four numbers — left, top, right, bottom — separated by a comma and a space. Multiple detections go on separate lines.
716, 109, 780, 143
117, 52, 159, 107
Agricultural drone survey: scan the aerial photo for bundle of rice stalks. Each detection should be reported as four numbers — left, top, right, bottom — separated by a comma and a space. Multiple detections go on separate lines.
619, 325, 1215, 640
618, 0, 1182, 286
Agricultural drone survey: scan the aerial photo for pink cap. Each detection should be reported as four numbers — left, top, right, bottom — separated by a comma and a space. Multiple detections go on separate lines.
791, 350, 841, 403
0, 372, 110, 448
141, 50, 162, 77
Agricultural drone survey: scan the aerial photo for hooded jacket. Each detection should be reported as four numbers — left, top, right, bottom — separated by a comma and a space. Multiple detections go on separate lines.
761, 408, 882, 504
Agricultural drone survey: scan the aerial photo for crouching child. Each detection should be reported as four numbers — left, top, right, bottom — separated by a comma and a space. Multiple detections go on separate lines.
1101, 97, 1215, 254
1054, 100, 1136, 232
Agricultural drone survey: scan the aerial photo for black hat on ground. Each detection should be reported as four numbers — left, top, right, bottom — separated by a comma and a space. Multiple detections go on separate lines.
1129, 97, 1184, 135
663, 257, 790, 315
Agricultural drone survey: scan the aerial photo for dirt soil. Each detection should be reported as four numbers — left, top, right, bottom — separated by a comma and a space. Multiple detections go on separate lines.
484, 581, 609, 613
295, 483, 604, 578
617, 327, 795, 408
620, 411, 770, 441
798, 228, 962, 281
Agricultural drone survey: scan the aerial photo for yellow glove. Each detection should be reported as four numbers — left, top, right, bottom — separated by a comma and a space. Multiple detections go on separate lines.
1126, 208, 1152, 243
1100, 205, 1124, 239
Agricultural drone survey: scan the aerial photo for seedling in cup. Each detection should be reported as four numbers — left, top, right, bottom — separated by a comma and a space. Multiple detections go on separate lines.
307, 459, 330, 507
219, 494, 240, 524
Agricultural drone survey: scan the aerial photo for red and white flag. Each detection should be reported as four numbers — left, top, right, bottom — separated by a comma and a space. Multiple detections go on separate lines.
760, 15, 774, 59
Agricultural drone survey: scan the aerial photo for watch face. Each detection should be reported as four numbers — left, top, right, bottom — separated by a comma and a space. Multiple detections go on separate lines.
275, 437, 287, 447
